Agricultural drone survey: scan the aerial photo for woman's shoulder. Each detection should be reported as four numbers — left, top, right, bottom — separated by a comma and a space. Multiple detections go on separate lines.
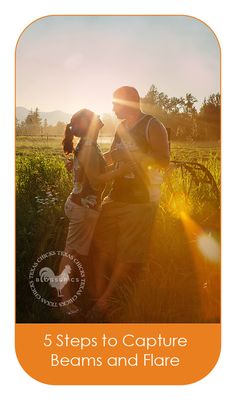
78, 140, 105, 163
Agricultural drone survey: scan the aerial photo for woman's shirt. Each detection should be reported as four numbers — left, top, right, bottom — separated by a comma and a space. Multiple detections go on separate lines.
71, 138, 106, 210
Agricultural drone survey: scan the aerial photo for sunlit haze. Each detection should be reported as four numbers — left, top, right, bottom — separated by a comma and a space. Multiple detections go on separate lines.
16, 16, 220, 115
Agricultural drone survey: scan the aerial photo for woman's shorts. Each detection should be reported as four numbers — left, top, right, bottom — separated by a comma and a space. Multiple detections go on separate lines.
64, 196, 99, 256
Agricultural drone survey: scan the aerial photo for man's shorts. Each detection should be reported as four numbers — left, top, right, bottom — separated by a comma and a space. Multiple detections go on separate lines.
64, 196, 99, 256
93, 201, 157, 263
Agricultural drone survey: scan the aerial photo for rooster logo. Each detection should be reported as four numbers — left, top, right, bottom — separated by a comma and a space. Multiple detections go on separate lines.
39, 265, 72, 297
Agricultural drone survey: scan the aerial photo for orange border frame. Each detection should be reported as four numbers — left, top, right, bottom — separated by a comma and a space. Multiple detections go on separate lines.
14, 15, 222, 385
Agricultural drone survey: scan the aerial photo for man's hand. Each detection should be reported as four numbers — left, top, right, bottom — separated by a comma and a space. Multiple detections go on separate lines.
117, 160, 137, 174
111, 148, 130, 162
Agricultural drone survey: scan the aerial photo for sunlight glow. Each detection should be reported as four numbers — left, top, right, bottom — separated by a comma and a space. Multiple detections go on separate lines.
167, 193, 193, 219
181, 211, 220, 266
113, 97, 140, 110
197, 233, 220, 263
180, 211, 220, 321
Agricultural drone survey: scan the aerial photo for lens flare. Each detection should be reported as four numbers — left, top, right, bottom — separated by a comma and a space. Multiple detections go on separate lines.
197, 233, 220, 263
112, 97, 140, 110
167, 193, 193, 219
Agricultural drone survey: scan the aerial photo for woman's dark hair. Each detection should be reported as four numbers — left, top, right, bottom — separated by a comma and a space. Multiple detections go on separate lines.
62, 123, 74, 155
62, 109, 94, 155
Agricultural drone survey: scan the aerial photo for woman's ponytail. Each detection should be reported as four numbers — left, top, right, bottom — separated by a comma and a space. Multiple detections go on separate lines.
62, 123, 74, 154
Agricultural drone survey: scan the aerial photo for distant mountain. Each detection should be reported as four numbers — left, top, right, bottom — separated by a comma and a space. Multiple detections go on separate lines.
16, 107, 72, 125
16, 107, 29, 121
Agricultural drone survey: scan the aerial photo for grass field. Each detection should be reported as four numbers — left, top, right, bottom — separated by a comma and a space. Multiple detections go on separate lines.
16, 135, 220, 323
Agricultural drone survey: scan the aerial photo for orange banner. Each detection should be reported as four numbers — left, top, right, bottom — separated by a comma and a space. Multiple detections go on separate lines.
15, 323, 220, 385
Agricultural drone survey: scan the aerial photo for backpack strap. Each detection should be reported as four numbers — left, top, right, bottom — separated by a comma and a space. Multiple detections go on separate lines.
145, 117, 156, 144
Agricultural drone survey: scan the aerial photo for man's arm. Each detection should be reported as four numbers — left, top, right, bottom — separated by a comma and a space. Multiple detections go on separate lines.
103, 126, 131, 164
79, 144, 133, 188
147, 119, 170, 168
103, 136, 117, 165
106, 120, 170, 168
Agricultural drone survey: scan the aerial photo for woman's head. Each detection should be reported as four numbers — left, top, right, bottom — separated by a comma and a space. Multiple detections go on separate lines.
62, 109, 104, 154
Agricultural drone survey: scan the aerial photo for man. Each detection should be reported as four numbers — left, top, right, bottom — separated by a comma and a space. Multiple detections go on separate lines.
91, 86, 170, 313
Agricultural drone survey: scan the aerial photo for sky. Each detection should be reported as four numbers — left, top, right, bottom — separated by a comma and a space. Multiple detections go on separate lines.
16, 16, 220, 115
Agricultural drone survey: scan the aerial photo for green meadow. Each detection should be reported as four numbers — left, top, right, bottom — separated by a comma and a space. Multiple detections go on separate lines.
16, 135, 220, 323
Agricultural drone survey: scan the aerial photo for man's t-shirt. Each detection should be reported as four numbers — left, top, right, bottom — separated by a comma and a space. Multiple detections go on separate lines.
107, 114, 169, 204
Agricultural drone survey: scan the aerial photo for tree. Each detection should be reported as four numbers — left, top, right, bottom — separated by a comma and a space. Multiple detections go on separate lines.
25, 108, 42, 135
157, 92, 170, 112
143, 84, 159, 105
168, 97, 182, 114
16, 118, 21, 135
34, 107, 42, 127
198, 93, 221, 140
184, 93, 197, 115
43, 118, 48, 132
200, 93, 220, 119
54, 121, 66, 136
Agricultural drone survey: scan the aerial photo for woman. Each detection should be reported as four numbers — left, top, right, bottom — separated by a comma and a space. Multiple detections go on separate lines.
59, 109, 131, 316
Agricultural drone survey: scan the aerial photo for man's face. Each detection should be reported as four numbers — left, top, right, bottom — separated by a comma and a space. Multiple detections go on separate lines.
112, 99, 129, 120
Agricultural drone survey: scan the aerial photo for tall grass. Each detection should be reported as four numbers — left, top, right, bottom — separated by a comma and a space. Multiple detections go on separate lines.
16, 144, 220, 323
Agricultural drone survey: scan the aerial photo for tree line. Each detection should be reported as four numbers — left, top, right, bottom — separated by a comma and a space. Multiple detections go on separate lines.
141, 85, 220, 141
16, 107, 66, 137
16, 86, 220, 141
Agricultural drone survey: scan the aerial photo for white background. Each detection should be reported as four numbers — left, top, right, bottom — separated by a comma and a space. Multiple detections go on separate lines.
0, 0, 235, 398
